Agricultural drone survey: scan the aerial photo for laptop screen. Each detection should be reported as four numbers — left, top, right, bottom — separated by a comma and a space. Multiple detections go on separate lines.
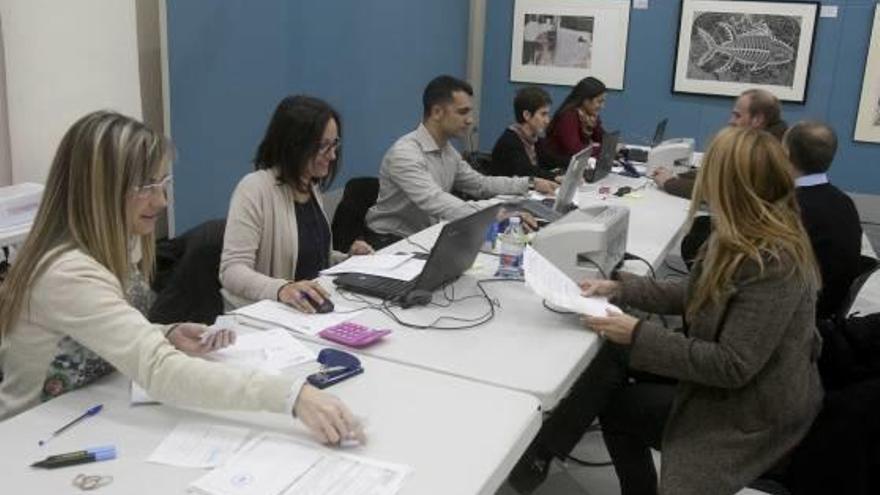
415, 204, 502, 292
554, 147, 591, 213
652, 118, 668, 146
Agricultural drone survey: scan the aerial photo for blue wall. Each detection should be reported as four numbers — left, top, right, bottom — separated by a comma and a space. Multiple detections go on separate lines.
167, 0, 469, 231
479, 0, 880, 194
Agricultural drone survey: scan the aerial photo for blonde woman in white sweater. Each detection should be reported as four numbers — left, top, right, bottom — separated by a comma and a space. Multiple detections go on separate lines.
220, 95, 372, 312
0, 111, 363, 445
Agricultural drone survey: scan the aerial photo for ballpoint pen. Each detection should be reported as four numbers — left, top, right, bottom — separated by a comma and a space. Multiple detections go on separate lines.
38, 404, 103, 446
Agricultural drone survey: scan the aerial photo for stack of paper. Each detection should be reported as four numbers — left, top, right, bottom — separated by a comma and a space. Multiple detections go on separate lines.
189, 432, 411, 495
522, 246, 620, 317
321, 254, 424, 282
147, 422, 251, 468
207, 328, 317, 374
232, 300, 362, 336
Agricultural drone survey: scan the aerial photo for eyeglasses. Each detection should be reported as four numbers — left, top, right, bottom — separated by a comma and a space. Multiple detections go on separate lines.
318, 137, 341, 156
132, 174, 172, 199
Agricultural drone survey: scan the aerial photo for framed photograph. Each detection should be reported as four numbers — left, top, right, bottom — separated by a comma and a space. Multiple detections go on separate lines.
673, 0, 819, 102
855, 5, 880, 143
510, 0, 630, 89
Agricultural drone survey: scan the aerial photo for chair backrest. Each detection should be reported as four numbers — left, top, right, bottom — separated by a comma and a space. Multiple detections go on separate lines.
331, 177, 379, 251
836, 254, 880, 320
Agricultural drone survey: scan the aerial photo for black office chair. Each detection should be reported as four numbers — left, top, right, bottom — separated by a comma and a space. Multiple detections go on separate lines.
331, 177, 379, 252
836, 255, 880, 321
149, 219, 226, 325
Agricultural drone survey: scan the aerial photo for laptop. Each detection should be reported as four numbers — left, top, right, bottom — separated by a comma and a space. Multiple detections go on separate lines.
516, 146, 592, 222
627, 118, 667, 163
583, 131, 620, 184
333, 204, 502, 307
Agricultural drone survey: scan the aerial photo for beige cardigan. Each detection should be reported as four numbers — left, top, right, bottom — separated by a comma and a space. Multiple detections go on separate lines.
220, 168, 346, 309
0, 248, 300, 420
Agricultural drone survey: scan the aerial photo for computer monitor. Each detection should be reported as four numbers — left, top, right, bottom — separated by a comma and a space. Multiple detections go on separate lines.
584, 131, 620, 184
553, 147, 591, 214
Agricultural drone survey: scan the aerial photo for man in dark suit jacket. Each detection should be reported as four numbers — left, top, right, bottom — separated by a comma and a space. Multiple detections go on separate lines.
487, 86, 562, 181
784, 121, 862, 320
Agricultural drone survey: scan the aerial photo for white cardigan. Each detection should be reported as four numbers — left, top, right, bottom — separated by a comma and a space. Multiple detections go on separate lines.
220, 168, 346, 309
0, 248, 302, 420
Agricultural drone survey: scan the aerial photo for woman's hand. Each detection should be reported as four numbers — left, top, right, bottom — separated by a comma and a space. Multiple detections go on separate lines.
651, 166, 675, 188
294, 384, 366, 445
582, 309, 639, 345
167, 323, 236, 356
579, 279, 620, 299
278, 280, 330, 313
349, 240, 374, 255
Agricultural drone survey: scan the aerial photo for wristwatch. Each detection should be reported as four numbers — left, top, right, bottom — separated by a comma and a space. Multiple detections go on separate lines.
528, 177, 536, 189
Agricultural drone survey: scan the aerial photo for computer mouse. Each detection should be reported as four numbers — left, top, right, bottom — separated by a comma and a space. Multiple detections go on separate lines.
614, 186, 633, 197
305, 294, 335, 313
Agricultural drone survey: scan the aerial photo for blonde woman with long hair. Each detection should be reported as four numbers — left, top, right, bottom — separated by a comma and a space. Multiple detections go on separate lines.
578, 126, 823, 494
0, 111, 362, 445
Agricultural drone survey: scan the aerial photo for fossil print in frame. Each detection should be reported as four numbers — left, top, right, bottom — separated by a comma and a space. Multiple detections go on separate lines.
673, 0, 819, 102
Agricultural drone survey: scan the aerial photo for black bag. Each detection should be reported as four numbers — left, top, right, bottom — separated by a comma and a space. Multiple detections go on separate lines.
817, 312, 880, 390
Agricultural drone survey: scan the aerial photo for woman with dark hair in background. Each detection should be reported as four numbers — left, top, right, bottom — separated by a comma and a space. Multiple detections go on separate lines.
542, 76, 607, 164
220, 95, 372, 312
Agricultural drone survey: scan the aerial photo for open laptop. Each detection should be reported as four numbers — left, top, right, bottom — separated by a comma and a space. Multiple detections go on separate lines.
516, 146, 592, 222
627, 118, 667, 163
333, 204, 502, 307
583, 131, 620, 183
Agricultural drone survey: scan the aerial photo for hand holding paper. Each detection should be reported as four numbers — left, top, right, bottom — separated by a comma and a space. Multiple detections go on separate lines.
522, 246, 620, 317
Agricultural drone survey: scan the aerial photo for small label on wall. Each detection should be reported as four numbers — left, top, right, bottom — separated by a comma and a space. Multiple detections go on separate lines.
820, 5, 838, 18
633, 0, 649, 9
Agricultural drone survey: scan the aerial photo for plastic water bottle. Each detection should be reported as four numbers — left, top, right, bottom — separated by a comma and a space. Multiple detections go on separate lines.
496, 216, 526, 278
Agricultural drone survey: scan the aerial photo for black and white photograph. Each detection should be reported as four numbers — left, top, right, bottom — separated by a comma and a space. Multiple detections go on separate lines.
521, 14, 594, 69
510, 0, 630, 89
673, 0, 819, 102
855, 5, 880, 143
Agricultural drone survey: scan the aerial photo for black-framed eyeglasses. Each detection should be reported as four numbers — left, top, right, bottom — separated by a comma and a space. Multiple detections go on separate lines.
318, 137, 341, 155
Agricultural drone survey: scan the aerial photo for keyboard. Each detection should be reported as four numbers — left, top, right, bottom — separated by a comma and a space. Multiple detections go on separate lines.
333, 273, 418, 301
626, 147, 649, 163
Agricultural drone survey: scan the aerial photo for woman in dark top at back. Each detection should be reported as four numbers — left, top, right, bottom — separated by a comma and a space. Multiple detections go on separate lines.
543, 76, 606, 163
488, 86, 561, 181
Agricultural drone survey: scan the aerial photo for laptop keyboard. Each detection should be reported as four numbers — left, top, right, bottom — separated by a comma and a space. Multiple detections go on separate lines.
518, 200, 562, 222
334, 273, 417, 300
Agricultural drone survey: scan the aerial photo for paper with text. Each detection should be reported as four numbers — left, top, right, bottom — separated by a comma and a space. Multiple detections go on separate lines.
522, 246, 620, 316
189, 433, 322, 495
232, 300, 362, 336
147, 422, 250, 468
321, 254, 412, 275
207, 328, 316, 373
283, 452, 411, 495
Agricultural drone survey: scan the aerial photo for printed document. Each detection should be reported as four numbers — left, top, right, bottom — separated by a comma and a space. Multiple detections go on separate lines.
522, 246, 620, 316
208, 328, 316, 374
147, 422, 250, 468
233, 300, 361, 336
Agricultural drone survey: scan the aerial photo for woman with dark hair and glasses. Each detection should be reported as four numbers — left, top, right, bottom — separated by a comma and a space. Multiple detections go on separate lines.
220, 95, 372, 313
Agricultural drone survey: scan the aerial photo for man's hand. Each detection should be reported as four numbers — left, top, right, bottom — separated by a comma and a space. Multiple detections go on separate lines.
651, 166, 675, 188
533, 178, 558, 195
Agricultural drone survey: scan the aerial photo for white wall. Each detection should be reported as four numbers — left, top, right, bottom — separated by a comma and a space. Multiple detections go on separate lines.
0, 12, 12, 186
1, 0, 143, 184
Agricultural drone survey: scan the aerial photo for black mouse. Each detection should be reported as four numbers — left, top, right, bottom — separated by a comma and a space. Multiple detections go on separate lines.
304, 294, 334, 313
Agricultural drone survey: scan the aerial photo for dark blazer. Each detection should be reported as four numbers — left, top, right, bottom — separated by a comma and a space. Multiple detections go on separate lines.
486, 128, 556, 180
796, 183, 862, 320
617, 254, 823, 495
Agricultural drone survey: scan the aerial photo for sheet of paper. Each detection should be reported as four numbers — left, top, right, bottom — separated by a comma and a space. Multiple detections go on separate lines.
283, 452, 411, 495
189, 433, 323, 495
147, 422, 251, 468
130, 381, 159, 405
208, 328, 317, 373
321, 254, 412, 275
232, 300, 362, 336
522, 246, 620, 316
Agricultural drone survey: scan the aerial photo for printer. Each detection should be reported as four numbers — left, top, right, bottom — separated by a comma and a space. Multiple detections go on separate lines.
531, 205, 629, 281
645, 138, 695, 174
0, 183, 43, 232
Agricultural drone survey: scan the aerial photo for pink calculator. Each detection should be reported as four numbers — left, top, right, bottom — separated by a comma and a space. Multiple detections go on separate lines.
319, 322, 391, 348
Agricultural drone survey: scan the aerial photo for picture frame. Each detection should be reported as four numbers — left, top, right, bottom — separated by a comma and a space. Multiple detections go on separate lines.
855, 5, 880, 143
672, 0, 819, 102
509, 0, 630, 89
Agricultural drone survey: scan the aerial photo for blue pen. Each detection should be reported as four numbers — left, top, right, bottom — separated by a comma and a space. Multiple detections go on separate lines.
38, 404, 103, 446
31, 446, 116, 469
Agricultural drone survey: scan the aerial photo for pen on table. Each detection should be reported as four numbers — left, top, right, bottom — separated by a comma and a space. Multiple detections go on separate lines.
31, 446, 116, 469
38, 404, 103, 446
